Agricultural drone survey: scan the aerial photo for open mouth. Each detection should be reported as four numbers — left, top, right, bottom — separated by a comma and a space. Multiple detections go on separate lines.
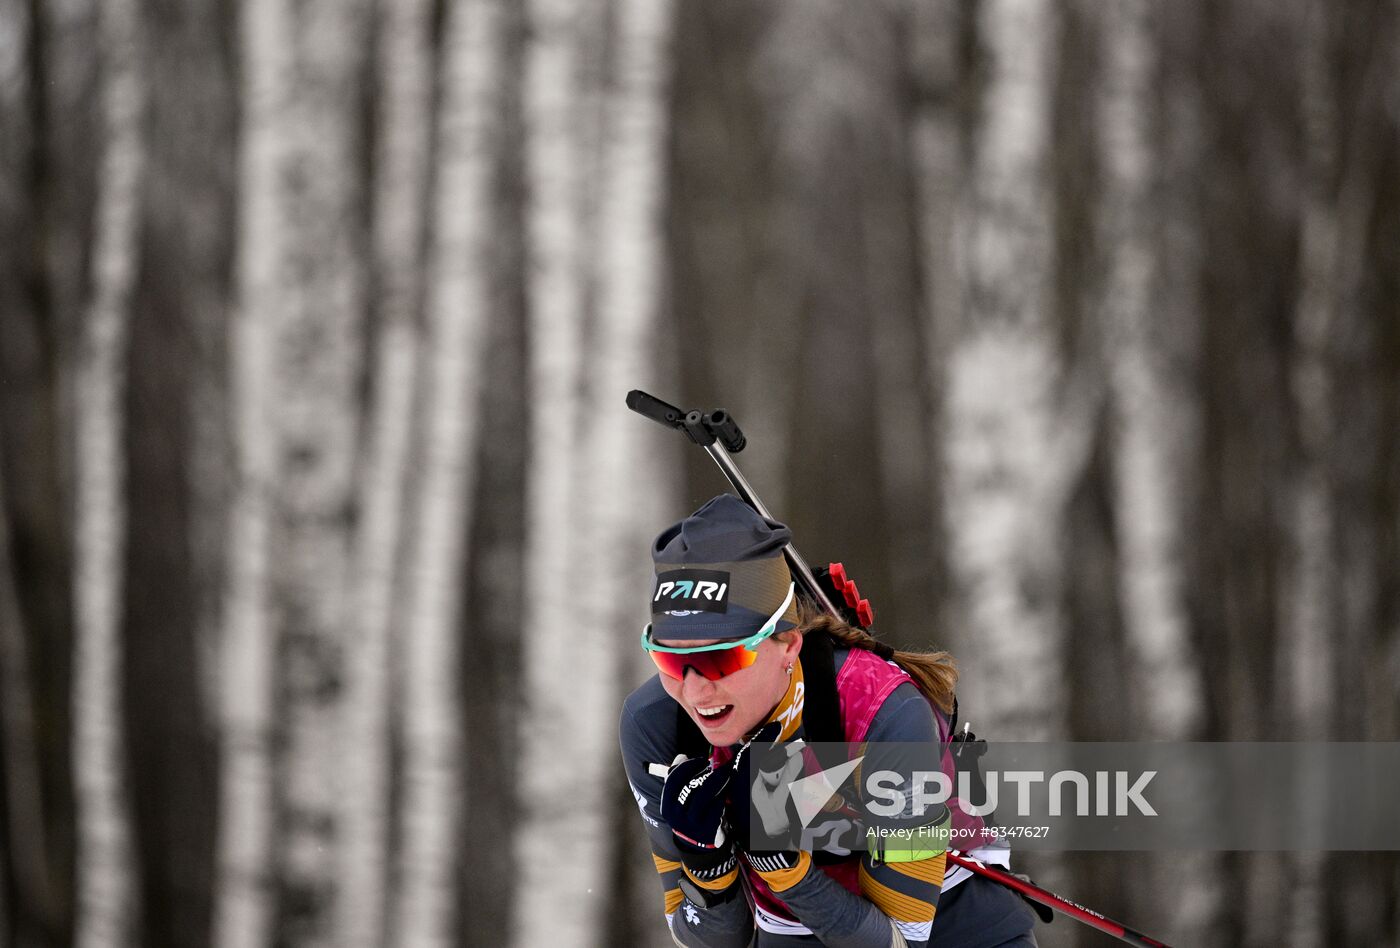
693, 704, 735, 728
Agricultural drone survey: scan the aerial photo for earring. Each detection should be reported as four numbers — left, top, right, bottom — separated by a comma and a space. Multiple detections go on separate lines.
786, 665, 793, 676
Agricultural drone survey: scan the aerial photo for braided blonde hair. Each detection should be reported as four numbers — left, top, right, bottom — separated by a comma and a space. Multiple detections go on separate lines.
794, 598, 957, 716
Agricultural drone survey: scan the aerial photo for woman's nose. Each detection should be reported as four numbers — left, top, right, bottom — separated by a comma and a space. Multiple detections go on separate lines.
682, 666, 717, 696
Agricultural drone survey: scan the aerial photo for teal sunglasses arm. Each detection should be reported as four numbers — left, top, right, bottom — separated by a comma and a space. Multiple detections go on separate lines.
640, 623, 770, 654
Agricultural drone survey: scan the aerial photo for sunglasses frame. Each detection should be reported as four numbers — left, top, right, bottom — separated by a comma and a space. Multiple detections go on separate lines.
641, 582, 796, 660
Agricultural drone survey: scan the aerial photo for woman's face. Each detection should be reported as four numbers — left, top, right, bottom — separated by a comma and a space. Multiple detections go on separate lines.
656, 632, 803, 747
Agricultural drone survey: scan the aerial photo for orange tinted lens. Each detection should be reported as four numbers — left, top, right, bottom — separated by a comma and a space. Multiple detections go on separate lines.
649, 643, 757, 681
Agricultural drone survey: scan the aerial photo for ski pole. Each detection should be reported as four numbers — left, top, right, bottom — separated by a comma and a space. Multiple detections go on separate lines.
625, 390, 842, 619
944, 852, 1168, 947
627, 389, 1175, 948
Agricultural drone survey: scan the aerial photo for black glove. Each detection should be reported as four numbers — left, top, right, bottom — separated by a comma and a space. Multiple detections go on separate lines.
661, 754, 739, 887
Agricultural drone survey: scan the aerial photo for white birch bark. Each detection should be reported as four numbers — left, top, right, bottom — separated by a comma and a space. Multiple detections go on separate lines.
514, 0, 675, 942
1098, 0, 1200, 739
514, 0, 590, 932
1096, 5, 1215, 941
219, 1, 370, 942
387, 1, 500, 944
1286, 3, 1339, 942
942, 0, 1077, 741
340, 0, 434, 945
72, 0, 143, 940
1288, 0, 1338, 743
214, 0, 290, 944
268, 3, 369, 945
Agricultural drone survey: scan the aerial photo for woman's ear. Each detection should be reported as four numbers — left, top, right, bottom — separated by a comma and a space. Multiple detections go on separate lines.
774, 629, 804, 664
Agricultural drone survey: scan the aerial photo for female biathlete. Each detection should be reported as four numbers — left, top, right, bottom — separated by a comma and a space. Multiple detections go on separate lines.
619, 494, 1039, 947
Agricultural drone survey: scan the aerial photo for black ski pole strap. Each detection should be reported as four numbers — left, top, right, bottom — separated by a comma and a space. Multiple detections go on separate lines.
799, 629, 842, 746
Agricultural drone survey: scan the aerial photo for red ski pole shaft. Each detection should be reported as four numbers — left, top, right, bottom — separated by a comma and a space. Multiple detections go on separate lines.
945, 852, 1170, 947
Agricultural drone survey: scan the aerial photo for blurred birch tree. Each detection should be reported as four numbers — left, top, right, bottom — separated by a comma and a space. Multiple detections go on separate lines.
216, 0, 372, 945
942, 0, 1075, 745
339, 0, 434, 942
72, 0, 144, 943
391, 0, 500, 942
514, 0, 676, 944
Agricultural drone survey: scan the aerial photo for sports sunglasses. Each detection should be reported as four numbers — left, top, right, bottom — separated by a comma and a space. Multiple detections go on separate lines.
641, 583, 796, 681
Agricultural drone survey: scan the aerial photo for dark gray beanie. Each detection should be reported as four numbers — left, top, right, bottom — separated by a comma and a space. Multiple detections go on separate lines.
648, 494, 798, 642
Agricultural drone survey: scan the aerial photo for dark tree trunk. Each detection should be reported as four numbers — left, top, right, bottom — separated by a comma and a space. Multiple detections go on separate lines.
117, 1, 236, 945
0, 0, 100, 942
459, 7, 529, 939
